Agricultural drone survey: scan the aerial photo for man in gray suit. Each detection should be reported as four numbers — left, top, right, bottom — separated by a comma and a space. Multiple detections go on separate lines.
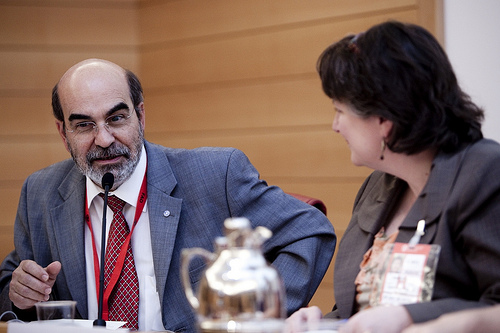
0, 59, 336, 332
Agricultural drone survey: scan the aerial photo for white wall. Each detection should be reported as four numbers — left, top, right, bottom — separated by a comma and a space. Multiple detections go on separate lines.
444, 0, 500, 143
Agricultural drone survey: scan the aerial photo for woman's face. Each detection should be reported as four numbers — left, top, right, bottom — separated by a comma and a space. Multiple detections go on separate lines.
332, 100, 389, 168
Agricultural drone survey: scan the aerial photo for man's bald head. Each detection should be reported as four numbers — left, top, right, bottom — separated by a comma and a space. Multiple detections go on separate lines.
52, 59, 143, 123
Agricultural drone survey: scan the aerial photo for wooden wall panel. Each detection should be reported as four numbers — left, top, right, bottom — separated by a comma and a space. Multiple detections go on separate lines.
139, 0, 417, 45
0, 5, 137, 46
141, 11, 417, 89
3, 97, 55, 136
0, 52, 139, 91
144, 76, 330, 132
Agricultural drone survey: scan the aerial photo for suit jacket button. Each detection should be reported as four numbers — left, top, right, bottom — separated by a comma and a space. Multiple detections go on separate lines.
163, 210, 171, 217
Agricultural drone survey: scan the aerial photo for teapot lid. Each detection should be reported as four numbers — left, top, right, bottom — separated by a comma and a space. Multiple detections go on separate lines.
223, 217, 272, 248
224, 217, 251, 231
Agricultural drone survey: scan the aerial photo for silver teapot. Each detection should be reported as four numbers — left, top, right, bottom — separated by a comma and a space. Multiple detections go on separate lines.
181, 217, 286, 332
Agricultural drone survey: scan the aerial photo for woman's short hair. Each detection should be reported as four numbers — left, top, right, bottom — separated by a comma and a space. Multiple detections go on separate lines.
317, 20, 484, 154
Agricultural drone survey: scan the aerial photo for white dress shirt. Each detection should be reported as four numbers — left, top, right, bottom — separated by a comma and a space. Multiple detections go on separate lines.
84, 145, 164, 331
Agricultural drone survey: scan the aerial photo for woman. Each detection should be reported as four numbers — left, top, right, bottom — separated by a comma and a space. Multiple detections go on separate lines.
287, 20, 500, 333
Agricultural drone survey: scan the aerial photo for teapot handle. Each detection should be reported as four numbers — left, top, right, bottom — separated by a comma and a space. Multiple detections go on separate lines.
181, 247, 217, 310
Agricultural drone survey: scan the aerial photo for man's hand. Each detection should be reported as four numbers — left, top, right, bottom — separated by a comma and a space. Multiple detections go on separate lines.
9, 260, 61, 309
285, 306, 323, 333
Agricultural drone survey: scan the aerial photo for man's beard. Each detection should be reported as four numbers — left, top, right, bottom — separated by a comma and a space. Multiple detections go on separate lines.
68, 126, 144, 189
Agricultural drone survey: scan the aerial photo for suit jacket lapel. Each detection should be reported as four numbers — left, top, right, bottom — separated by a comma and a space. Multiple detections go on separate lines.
144, 142, 183, 305
399, 148, 468, 243
356, 173, 403, 235
50, 166, 88, 318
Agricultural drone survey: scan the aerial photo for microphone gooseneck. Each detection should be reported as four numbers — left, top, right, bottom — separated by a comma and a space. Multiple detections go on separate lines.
94, 172, 114, 327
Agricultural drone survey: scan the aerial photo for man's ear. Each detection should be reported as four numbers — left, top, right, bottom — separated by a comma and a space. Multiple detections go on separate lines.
137, 102, 145, 130
55, 120, 71, 153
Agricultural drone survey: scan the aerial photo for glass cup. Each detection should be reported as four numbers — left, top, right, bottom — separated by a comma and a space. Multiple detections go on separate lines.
35, 300, 76, 324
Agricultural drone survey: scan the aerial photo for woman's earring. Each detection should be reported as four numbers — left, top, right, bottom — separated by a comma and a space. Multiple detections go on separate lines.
380, 140, 386, 160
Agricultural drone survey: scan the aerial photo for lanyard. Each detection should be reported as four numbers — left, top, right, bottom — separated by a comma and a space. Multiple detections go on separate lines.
85, 173, 147, 320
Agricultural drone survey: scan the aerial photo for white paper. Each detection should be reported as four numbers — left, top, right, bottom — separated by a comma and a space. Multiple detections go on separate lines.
7, 320, 127, 333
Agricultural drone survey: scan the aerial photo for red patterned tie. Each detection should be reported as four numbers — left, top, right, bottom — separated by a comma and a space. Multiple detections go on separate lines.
103, 194, 139, 330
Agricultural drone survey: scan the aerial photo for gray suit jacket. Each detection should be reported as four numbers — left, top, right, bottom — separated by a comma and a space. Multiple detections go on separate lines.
330, 138, 500, 323
0, 141, 336, 332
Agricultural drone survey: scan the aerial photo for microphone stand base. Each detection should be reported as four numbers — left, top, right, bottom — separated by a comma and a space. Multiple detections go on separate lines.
93, 319, 106, 327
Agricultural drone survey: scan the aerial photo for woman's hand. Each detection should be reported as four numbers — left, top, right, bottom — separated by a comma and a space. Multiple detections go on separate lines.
402, 306, 500, 333
339, 305, 412, 333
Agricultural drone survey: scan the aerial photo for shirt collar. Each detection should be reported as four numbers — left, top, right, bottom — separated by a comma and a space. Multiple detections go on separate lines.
86, 144, 147, 211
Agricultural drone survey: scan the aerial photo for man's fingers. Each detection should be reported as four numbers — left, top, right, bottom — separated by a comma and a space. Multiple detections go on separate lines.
9, 260, 59, 309
285, 306, 323, 333
9, 262, 51, 309
44, 261, 61, 285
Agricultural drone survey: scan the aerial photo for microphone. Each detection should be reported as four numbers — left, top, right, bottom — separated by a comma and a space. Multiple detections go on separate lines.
94, 172, 114, 327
